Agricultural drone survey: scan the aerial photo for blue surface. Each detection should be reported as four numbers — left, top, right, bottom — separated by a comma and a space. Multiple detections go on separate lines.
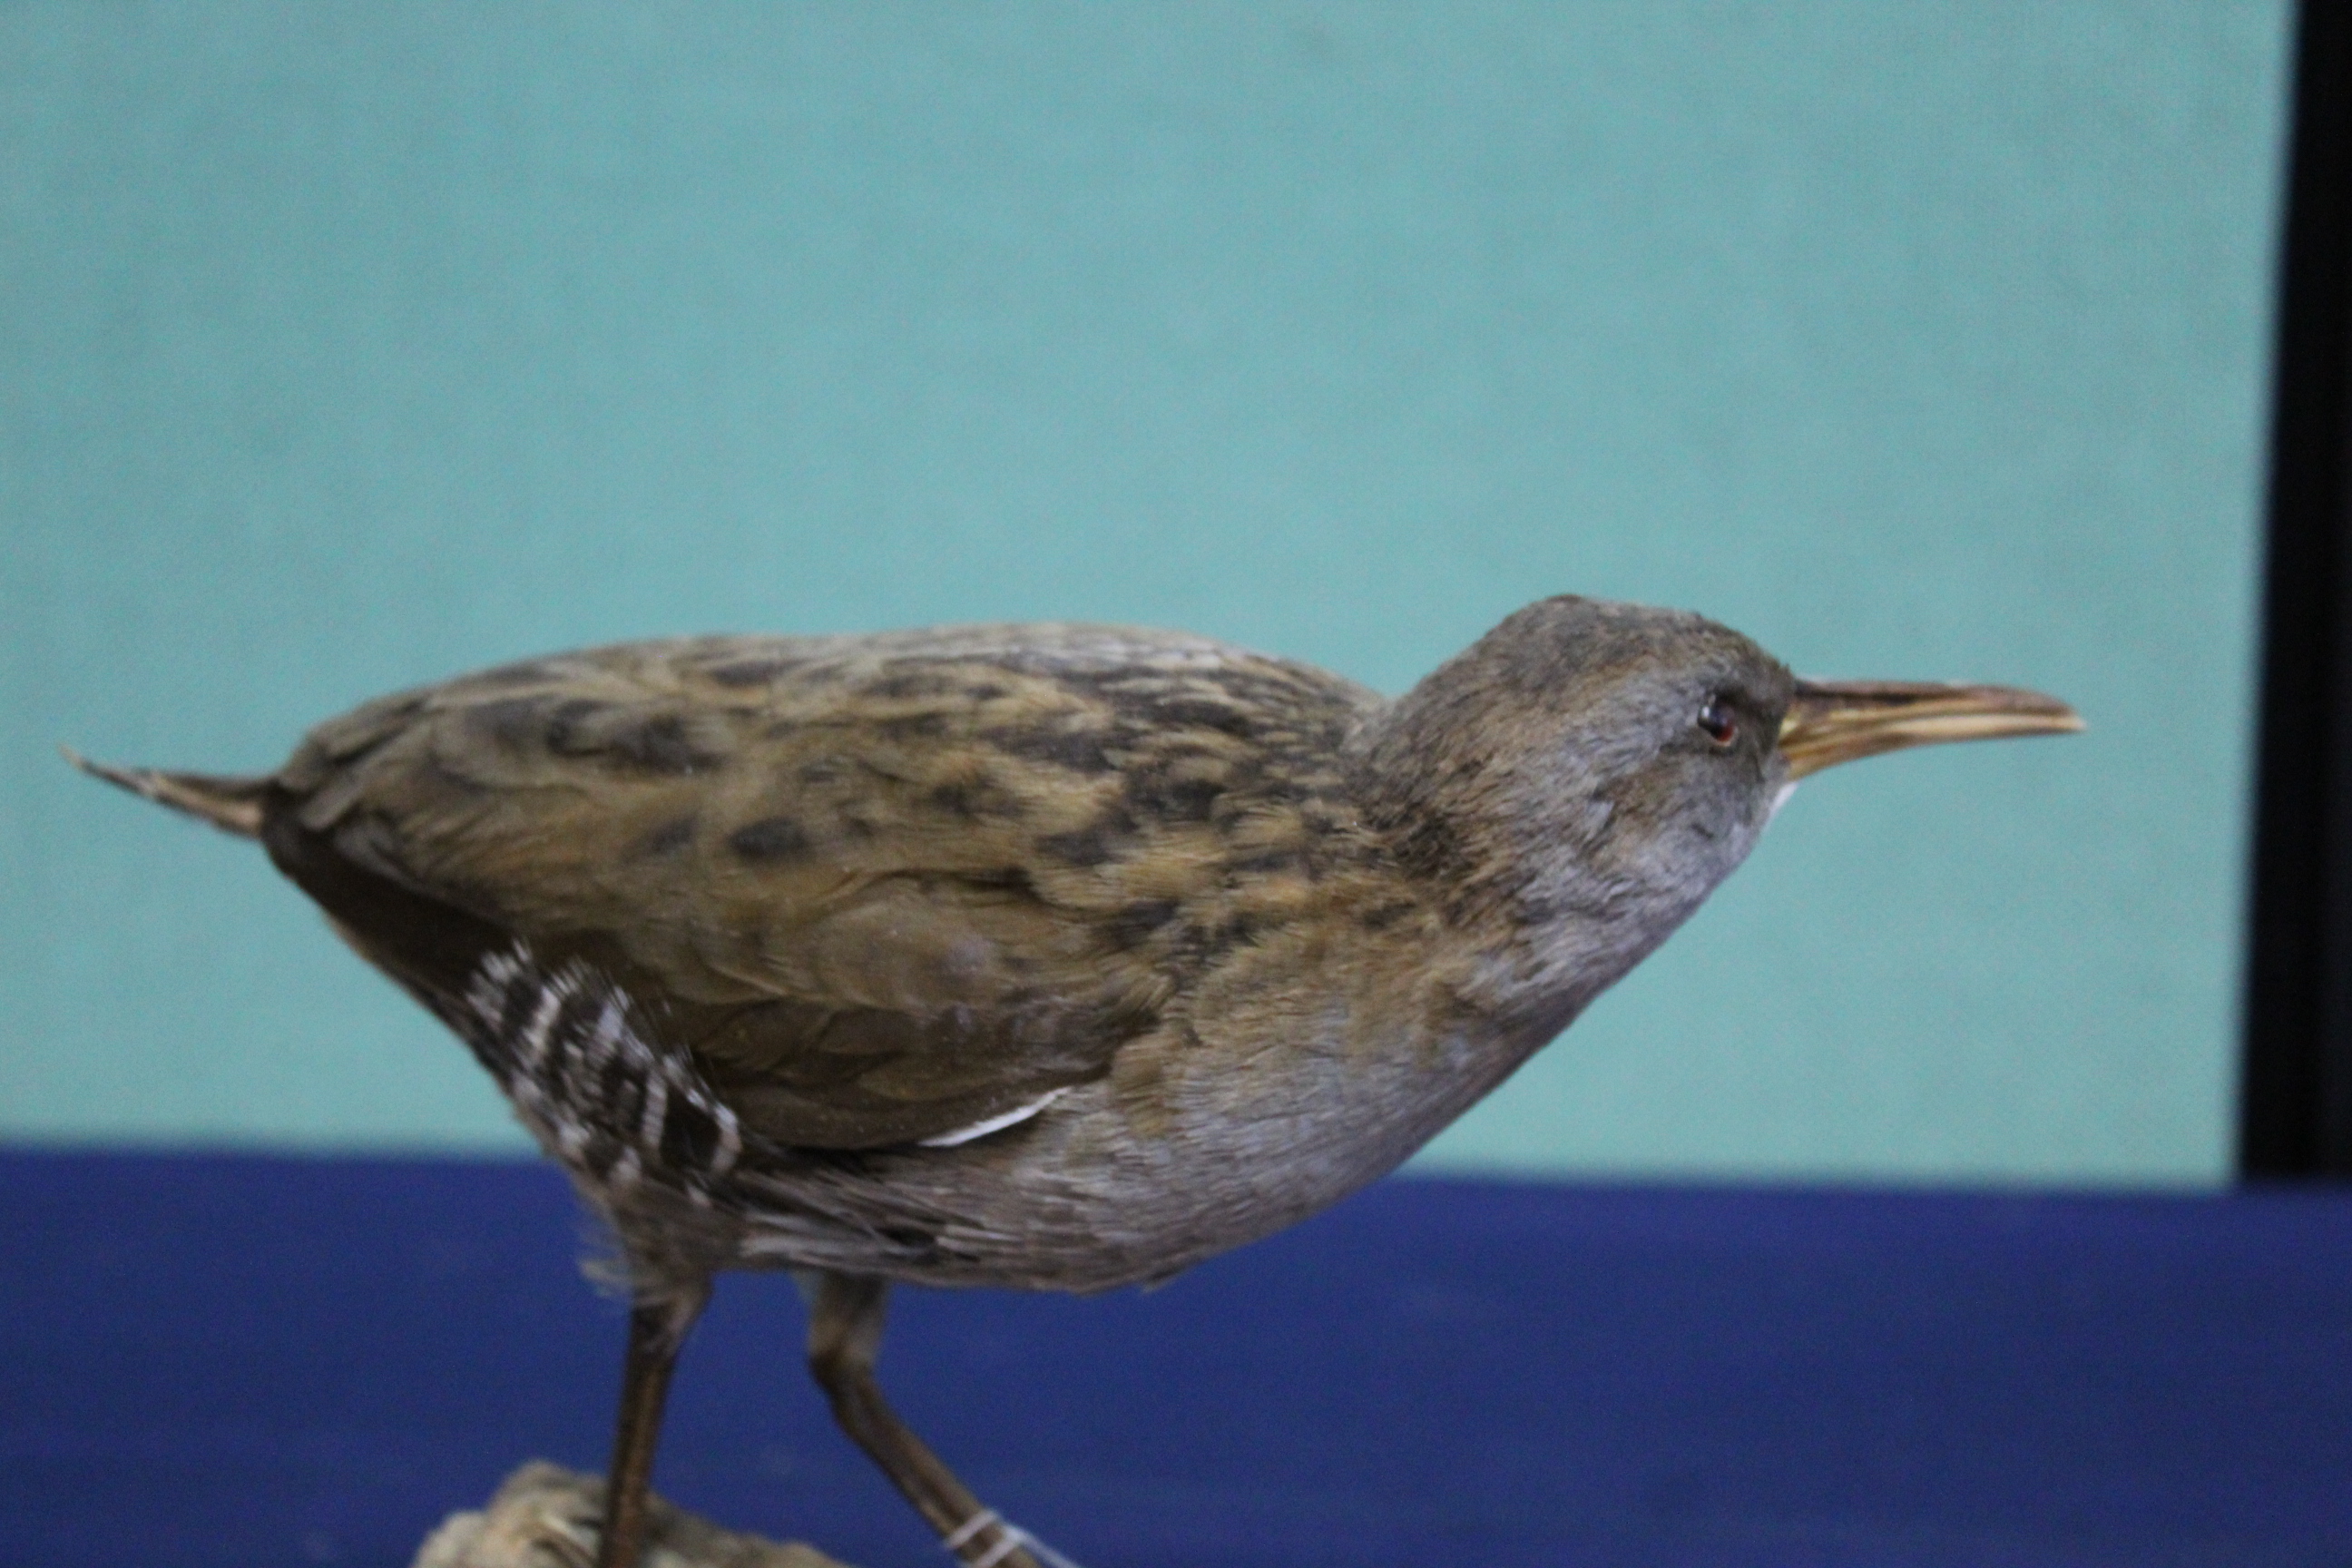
3, 1153, 2348, 1567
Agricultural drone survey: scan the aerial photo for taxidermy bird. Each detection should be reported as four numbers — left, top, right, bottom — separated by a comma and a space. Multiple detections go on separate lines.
74, 595, 2079, 1568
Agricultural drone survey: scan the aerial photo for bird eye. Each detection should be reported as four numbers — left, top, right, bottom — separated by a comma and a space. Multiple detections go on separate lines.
1698, 696, 1738, 747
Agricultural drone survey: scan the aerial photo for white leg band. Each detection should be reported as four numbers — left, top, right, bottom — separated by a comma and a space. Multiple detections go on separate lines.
942, 1510, 1002, 1553
942, 1506, 1088, 1568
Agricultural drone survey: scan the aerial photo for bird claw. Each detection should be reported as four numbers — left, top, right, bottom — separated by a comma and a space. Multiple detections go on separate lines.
942, 1507, 1086, 1568
531, 1510, 599, 1568
541, 1537, 596, 1568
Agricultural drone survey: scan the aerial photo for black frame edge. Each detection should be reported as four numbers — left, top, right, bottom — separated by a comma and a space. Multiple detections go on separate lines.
2239, 0, 2352, 1177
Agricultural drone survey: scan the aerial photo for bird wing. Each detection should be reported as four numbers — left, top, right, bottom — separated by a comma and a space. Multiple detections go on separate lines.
260, 627, 1384, 1150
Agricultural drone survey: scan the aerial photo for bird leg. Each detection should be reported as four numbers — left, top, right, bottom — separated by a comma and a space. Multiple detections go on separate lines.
801, 1269, 1081, 1568
594, 1287, 710, 1568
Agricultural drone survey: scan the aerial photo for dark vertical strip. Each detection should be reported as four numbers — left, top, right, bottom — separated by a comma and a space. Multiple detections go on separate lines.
2241, 0, 2352, 1177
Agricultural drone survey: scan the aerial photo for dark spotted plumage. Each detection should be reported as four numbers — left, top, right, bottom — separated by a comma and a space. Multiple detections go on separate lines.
249, 622, 1396, 1171
74, 599, 2080, 1568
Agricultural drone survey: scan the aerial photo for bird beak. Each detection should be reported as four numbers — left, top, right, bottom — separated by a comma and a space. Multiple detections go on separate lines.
1778, 679, 2083, 780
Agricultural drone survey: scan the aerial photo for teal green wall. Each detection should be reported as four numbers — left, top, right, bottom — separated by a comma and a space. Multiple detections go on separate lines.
3, 3, 2288, 1182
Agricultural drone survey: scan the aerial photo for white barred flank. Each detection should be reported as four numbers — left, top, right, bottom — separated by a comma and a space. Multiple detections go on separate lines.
459, 943, 747, 1210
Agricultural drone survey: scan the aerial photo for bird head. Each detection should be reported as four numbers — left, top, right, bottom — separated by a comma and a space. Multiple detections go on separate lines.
1356, 596, 2081, 1024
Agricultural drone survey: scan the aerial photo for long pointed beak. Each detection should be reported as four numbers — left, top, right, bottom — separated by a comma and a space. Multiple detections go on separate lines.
1778, 679, 2082, 780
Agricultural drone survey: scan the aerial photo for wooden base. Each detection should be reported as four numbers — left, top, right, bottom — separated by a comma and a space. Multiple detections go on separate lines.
413, 1463, 856, 1568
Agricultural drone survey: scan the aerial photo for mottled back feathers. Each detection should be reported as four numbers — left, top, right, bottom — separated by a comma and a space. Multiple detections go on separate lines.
262, 624, 1390, 1151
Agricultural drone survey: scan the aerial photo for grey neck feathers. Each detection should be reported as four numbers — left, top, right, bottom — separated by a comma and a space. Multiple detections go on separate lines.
1348, 656, 1767, 1042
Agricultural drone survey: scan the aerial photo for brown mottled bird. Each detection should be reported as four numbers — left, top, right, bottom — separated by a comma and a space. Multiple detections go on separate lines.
73, 596, 2079, 1568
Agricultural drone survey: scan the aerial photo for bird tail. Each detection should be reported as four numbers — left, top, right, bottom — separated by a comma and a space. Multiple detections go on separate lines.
62, 747, 270, 839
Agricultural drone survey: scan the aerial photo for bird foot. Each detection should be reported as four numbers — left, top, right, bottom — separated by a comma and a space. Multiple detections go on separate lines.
941, 1507, 1087, 1568
411, 1461, 855, 1568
